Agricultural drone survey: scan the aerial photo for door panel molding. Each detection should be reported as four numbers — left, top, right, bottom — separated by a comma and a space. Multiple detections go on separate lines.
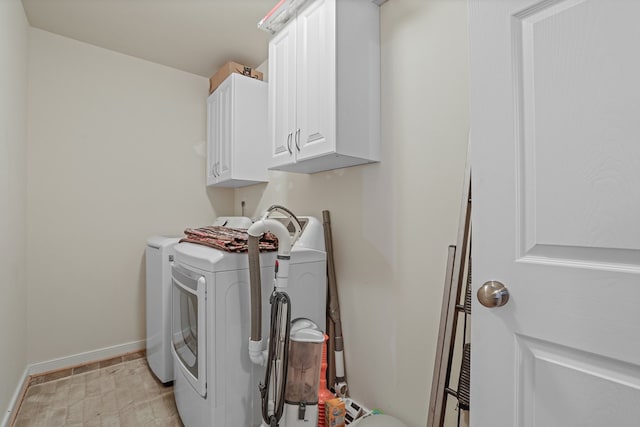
513, 0, 640, 267
516, 334, 640, 427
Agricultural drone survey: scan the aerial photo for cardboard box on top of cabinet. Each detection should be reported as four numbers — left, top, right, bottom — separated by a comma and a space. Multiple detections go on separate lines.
209, 61, 263, 94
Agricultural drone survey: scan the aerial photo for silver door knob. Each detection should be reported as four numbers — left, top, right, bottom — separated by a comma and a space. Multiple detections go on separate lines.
477, 281, 510, 308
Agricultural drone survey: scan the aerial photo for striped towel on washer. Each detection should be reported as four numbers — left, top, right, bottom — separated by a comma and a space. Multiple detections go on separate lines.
179, 226, 278, 252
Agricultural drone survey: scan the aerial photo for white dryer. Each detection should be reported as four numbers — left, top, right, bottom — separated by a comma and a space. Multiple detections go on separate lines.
171, 216, 327, 427
146, 235, 181, 383
145, 217, 252, 384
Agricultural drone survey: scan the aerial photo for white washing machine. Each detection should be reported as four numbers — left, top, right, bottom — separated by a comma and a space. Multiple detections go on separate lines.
145, 216, 252, 384
171, 216, 327, 427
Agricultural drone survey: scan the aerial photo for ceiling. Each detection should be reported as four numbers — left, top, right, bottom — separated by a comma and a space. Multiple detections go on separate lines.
21, 0, 274, 78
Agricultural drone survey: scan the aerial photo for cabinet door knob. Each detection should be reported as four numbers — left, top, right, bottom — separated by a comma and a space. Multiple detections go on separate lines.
295, 128, 301, 151
287, 133, 293, 155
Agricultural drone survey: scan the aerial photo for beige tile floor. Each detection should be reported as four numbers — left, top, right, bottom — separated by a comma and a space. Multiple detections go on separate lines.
12, 357, 183, 427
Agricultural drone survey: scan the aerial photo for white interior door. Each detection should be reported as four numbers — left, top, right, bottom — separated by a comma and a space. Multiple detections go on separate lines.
470, 1, 640, 426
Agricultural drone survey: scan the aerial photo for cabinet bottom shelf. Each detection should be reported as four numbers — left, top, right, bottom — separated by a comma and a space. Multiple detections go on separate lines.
270, 153, 379, 174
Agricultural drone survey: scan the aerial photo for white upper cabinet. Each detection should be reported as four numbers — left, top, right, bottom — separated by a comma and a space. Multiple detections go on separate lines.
207, 73, 268, 187
268, 0, 381, 174
269, 19, 298, 169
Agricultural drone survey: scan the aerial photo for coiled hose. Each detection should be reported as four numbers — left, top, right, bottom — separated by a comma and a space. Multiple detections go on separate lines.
260, 291, 292, 426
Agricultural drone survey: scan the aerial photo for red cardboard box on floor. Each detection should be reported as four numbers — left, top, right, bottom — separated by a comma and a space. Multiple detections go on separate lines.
326, 398, 346, 427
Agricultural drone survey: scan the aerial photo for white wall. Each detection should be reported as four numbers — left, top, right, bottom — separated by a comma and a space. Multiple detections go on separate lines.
26, 29, 233, 364
0, 0, 29, 421
237, 1, 470, 426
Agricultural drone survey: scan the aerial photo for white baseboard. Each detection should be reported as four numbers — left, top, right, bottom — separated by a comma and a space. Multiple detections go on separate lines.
1, 367, 28, 427
0, 340, 146, 427
27, 339, 145, 376
1, 340, 145, 427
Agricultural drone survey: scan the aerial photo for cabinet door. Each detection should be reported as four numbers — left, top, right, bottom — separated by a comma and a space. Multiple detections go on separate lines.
269, 18, 297, 168
206, 91, 220, 185
295, 0, 336, 161
216, 77, 233, 182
